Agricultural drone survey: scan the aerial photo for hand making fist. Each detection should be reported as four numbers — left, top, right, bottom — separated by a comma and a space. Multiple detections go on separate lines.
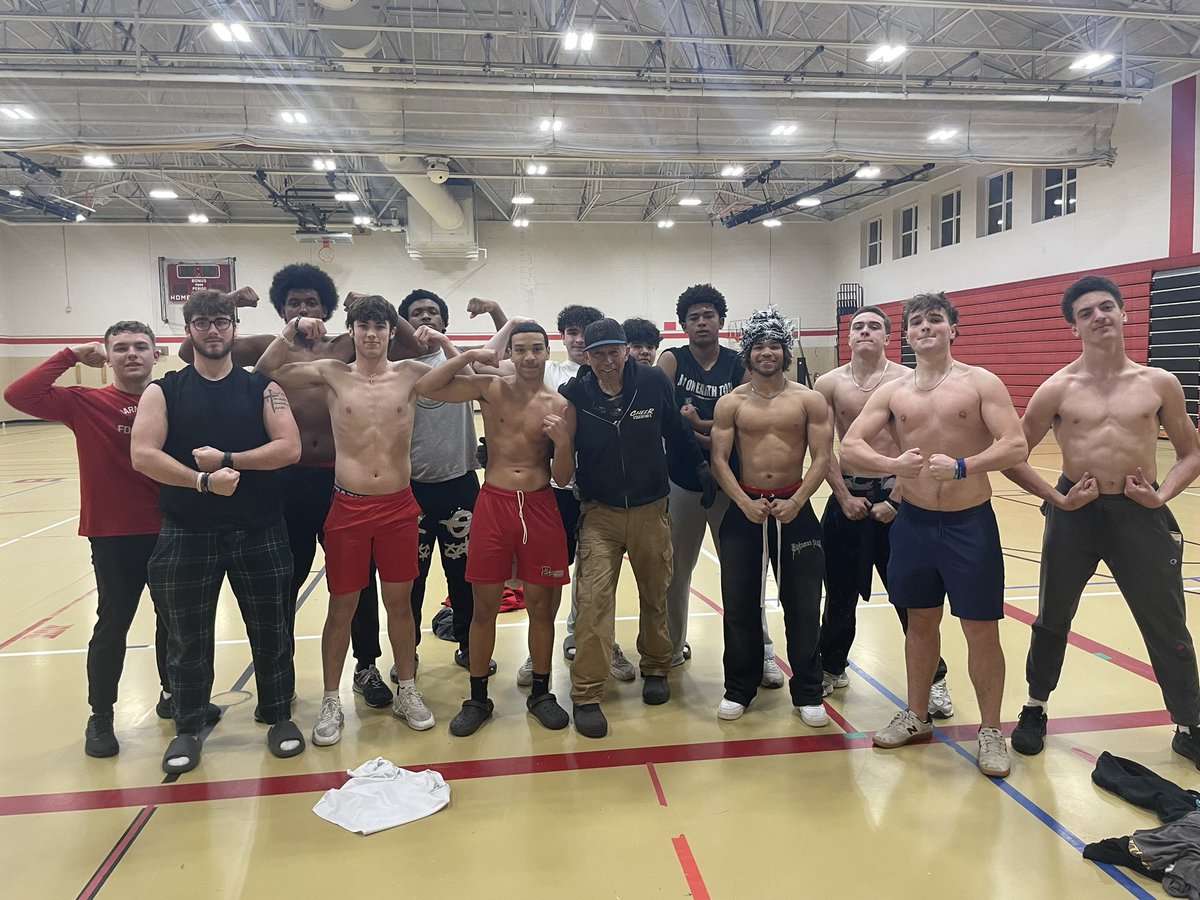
209, 468, 240, 496
893, 448, 925, 478
225, 286, 259, 308
71, 342, 108, 368
192, 446, 223, 473
926, 453, 959, 481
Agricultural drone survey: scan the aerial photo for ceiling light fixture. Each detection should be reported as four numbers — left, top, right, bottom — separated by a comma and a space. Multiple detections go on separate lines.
657, 220, 674, 229
0, 108, 17, 120
796, 197, 821, 207
927, 128, 958, 142
211, 22, 234, 41
83, 154, 114, 167
230, 23, 250, 42
720, 165, 745, 178
538, 118, 564, 133
1070, 51, 1114, 71
280, 111, 294, 124
770, 123, 798, 137
563, 31, 579, 50
188, 213, 209, 224
149, 189, 179, 199
512, 218, 530, 228
678, 196, 703, 206
312, 158, 336, 171
511, 194, 535, 205
526, 163, 548, 175
14, 107, 33, 120
334, 191, 358, 203
580, 31, 595, 52
856, 164, 881, 178
867, 44, 907, 63
1, 106, 34, 120
353, 215, 371, 226
762, 218, 782, 228
8, 189, 23, 197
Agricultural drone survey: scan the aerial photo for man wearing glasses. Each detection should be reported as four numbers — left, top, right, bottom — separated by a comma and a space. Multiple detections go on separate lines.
132, 290, 305, 774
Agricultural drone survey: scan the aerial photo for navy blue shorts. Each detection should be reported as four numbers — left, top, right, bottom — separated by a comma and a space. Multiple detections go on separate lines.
887, 500, 1004, 621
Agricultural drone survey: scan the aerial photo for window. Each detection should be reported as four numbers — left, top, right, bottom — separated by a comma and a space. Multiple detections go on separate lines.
1042, 167, 1077, 220
985, 171, 1013, 235
899, 205, 918, 258
864, 217, 882, 267
937, 190, 961, 249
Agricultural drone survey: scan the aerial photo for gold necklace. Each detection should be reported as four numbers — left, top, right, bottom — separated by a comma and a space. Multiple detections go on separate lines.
912, 363, 955, 392
850, 360, 888, 392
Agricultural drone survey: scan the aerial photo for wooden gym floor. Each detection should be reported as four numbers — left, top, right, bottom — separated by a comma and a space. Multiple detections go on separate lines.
0, 418, 1196, 899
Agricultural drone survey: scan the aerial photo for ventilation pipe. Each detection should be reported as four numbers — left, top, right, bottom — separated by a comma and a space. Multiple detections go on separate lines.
378, 155, 465, 230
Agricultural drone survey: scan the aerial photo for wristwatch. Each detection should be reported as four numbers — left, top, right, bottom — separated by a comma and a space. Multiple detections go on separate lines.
222, 450, 234, 469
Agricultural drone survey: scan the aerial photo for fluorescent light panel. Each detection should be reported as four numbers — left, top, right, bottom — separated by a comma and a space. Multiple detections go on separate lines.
856, 165, 881, 178
1070, 51, 1114, 71
83, 154, 114, 167
188, 213, 209, 223
657, 220, 674, 229
762, 218, 782, 228
678, 196, 702, 206
867, 44, 906, 63
511, 194, 535, 205
796, 197, 821, 207
149, 189, 179, 199
334, 192, 358, 202
927, 128, 958, 141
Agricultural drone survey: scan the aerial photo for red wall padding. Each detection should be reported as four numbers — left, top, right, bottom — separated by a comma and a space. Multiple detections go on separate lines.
836, 253, 1200, 413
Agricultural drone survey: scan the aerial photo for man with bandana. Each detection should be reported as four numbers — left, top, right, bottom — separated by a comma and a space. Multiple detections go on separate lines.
709, 308, 833, 724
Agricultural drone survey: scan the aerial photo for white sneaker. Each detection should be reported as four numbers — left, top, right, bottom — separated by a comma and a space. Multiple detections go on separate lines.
928, 678, 955, 719
312, 696, 344, 747
392, 686, 435, 731
977, 726, 1011, 778
873, 708, 933, 748
797, 704, 829, 727
717, 699, 746, 720
761, 657, 785, 689
516, 656, 534, 687
822, 670, 850, 696
610, 644, 636, 682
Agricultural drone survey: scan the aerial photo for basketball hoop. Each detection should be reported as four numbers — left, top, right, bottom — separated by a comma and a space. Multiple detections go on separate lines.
318, 240, 335, 263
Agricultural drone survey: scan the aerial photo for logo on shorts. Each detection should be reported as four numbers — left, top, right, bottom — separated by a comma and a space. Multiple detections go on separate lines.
541, 566, 565, 578
790, 539, 821, 557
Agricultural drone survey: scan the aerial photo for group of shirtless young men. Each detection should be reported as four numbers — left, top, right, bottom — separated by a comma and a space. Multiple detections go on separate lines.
8, 264, 1197, 781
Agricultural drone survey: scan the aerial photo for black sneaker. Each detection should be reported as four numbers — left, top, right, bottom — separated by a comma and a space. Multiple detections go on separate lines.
353, 665, 394, 709
157, 693, 223, 726
453, 648, 497, 676
1172, 728, 1200, 769
84, 712, 119, 758
1011, 705, 1048, 756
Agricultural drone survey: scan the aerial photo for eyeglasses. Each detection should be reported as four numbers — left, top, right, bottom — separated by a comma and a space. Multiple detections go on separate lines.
188, 317, 234, 332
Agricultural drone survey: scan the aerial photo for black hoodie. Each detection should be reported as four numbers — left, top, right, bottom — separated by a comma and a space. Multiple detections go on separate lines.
559, 357, 704, 508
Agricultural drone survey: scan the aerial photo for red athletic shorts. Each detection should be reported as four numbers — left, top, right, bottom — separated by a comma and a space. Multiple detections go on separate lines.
323, 486, 423, 594
466, 484, 570, 586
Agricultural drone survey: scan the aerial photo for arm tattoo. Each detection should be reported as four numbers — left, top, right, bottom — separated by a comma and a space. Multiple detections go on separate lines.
265, 388, 290, 412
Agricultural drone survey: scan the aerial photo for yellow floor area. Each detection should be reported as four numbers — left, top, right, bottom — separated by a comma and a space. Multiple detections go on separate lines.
0, 419, 1197, 898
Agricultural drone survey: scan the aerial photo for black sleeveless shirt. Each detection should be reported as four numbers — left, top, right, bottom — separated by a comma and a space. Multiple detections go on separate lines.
664, 345, 741, 490
156, 366, 284, 530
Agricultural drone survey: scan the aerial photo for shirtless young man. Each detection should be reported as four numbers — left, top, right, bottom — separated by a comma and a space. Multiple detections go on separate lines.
256, 296, 435, 746
814, 307, 954, 718
415, 323, 576, 736
710, 308, 832, 724
1002, 275, 1200, 763
841, 292, 1027, 778
182, 265, 421, 710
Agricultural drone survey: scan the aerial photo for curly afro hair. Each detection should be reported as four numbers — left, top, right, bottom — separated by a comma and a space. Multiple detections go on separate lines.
399, 289, 450, 327
268, 263, 338, 321
675, 284, 727, 325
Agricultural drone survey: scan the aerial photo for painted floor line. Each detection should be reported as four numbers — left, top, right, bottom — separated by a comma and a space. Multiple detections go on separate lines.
846, 659, 1155, 900
0, 513, 79, 549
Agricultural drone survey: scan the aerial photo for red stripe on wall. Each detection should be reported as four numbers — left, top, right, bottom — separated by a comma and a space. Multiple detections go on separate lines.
1170, 76, 1198, 258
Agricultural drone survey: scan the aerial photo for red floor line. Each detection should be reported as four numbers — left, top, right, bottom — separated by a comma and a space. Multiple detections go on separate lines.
690, 587, 862, 735
671, 834, 711, 900
646, 763, 669, 807
0, 587, 96, 651
76, 804, 155, 900
1003, 603, 1159, 682
0, 708, 1171, 818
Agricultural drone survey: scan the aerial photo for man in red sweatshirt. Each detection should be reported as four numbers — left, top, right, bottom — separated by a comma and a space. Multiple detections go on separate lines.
3, 321, 197, 758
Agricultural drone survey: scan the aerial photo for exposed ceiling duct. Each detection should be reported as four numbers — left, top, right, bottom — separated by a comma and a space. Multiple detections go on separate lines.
378, 155, 465, 231
309, 0, 384, 73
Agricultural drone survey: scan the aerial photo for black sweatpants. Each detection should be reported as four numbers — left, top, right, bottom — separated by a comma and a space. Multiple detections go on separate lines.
87, 534, 169, 714
148, 520, 294, 734
1028, 478, 1200, 725
281, 464, 380, 669
410, 471, 479, 651
720, 499, 825, 707
820, 481, 948, 683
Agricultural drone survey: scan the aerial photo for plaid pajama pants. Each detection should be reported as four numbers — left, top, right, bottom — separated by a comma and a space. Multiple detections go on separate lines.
148, 519, 294, 734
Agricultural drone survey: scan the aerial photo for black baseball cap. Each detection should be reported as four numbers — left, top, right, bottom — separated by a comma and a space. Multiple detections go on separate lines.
583, 318, 627, 351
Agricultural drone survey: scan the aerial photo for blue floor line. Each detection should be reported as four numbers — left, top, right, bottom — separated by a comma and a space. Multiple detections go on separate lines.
846, 659, 1155, 899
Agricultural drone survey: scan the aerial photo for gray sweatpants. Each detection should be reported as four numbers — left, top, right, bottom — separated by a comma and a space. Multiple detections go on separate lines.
1027, 476, 1200, 725
665, 481, 774, 662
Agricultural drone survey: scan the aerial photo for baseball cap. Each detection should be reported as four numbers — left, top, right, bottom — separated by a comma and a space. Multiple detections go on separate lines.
583, 318, 627, 351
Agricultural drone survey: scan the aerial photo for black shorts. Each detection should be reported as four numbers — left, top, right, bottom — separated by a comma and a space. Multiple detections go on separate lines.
887, 500, 1004, 621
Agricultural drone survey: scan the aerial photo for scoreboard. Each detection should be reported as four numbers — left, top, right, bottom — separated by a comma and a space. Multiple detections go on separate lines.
159, 257, 236, 325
